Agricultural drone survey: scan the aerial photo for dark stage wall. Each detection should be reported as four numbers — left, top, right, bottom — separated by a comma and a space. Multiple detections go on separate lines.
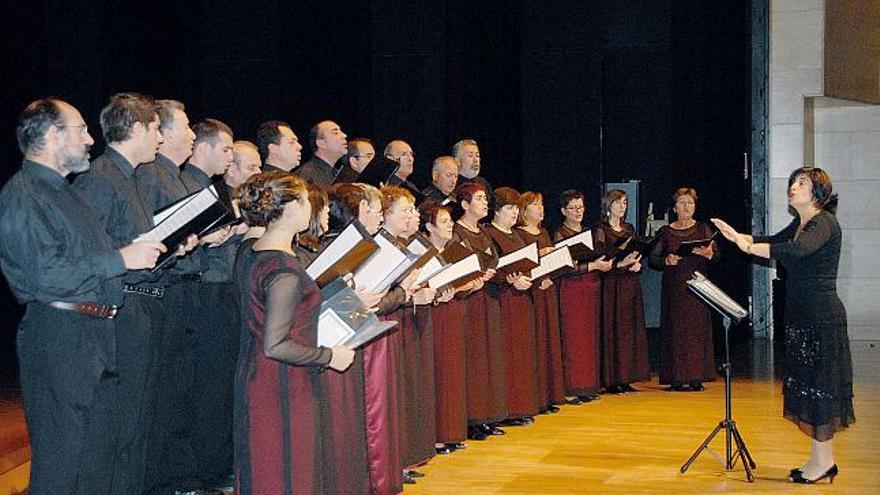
0, 0, 752, 370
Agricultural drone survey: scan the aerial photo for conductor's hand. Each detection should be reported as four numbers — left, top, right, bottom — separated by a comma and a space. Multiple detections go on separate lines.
328, 346, 356, 372
588, 256, 613, 272
120, 240, 167, 270
665, 253, 682, 266
710, 218, 739, 242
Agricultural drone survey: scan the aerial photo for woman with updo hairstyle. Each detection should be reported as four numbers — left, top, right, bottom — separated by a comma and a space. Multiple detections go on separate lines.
713, 167, 851, 484
486, 187, 540, 426
595, 189, 649, 394
232, 172, 355, 495
419, 201, 480, 453
516, 191, 566, 413
453, 182, 507, 439
554, 190, 614, 404
648, 187, 719, 392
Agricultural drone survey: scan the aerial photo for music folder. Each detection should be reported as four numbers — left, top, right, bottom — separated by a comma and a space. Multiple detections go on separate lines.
414, 240, 470, 286
686, 271, 748, 323
609, 233, 660, 263
496, 242, 539, 275
352, 230, 421, 293
424, 253, 484, 291
317, 278, 398, 349
306, 221, 379, 287
530, 246, 574, 281
675, 230, 719, 257
140, 184, 235, 271
554, 230, 599, 262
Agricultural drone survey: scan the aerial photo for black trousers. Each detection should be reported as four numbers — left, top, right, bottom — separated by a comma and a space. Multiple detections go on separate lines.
191, 281, 239, 485
17, 304, 120, 495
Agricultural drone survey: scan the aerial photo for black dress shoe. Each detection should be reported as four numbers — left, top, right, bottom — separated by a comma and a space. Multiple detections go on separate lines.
521, 416, 535, 425
621, 383, 638, 392
467, 427, 487, 440
546, 405, 560, 413
435, 444, 453, 454
605, 385, 625, 394
451, 442, 467, 449
483, 424, 505, 435
688, 381, 705, 392
403, 474, 416, 485
500, 418, 525, 426
407, 469, 425, 478
565, 396, 584, 405
577, 394, 600, 403
790, 464, 838, 484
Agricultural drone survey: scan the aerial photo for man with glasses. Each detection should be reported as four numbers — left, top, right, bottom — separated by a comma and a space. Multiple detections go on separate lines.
335, 137, 375, 183
0, 97, 165, 494
256, 120, 302, 173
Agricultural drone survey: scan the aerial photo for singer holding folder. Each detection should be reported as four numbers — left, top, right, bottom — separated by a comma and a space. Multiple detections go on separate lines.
712, 167, 853, 485
648, 187, 719, 392
232, 172, 354, 495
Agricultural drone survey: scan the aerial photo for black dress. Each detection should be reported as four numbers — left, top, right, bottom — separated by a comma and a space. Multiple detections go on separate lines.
754, 210, 854, 441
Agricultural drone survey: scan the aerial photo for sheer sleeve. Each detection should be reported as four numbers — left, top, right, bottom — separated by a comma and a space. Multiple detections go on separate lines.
262, 272, 332, 366
753, 218, 798, 244
647, 231, 667, 271
375, 286, 407, 315
769, 214, 834, 260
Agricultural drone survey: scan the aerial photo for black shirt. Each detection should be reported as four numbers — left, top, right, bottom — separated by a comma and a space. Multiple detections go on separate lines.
134, 153, 190, 213
421, 183, 454, 204
0, 160, 127, 305
262, 162, 290, 175
297, 155, 336, 188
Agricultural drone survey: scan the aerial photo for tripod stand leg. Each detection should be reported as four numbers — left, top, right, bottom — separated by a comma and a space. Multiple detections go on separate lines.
680, 421, 724, 474
730, 423, 757, 470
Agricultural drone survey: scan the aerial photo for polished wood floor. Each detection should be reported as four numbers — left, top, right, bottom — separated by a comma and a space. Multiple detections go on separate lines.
404, 340, 880, 494
1, 340, 878, 494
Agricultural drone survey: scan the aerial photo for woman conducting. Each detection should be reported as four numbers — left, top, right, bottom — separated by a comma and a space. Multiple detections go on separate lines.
713, 167, 853, 484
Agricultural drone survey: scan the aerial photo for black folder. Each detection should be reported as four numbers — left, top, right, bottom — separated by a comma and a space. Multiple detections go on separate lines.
674, 231, 719, 257
306, 220, 379, 287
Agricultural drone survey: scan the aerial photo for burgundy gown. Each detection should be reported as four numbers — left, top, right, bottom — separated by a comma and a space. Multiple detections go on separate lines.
486, 224, 540, 418
595, 221, 650, 388
453, 222, 508, 425
554, 225, 603, 396
431, 288, 469, 444
648, 222, 718, 385
517, 227, 566, 407
297, 242, 371, 495
233, 247, 333, 495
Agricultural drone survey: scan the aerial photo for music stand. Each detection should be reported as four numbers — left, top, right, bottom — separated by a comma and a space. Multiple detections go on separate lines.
679, 271, 756, 482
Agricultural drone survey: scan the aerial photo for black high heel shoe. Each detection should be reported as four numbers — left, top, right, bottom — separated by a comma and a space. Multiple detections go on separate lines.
789, 464, 838, 484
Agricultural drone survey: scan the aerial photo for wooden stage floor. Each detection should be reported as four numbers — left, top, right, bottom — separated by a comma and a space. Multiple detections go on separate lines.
1, 340, 878, 494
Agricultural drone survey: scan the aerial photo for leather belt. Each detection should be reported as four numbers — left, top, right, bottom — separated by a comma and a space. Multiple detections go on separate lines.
123, 284, 165, 298
47, 301, 119, 319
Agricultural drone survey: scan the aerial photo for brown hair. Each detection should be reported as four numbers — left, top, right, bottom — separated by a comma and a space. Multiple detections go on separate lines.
418, 201, 451, 234
379, 184, 415, 213
788, 167, 838, 213
456, 182, 487, 205
299, 181, 329, 250
672, 187, 697, 204
236, 172, 307, 227
517, 191, 543, 226
493, 187, 521, 210
601, 189, 627, 218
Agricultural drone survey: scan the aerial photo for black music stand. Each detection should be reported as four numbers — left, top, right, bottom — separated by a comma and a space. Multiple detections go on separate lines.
679, 272, 756, 482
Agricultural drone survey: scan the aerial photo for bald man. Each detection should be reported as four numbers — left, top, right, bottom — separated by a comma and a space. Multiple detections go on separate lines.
422, 155, 458, 204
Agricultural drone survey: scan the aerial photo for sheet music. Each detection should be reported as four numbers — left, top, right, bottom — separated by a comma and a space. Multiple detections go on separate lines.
416, 256, 445, 285
140, 186, 219, 242
352, 232, 416, 293
530, 246, 573, 279
555, 229, 594, 251
407, 237, 430, 256
496, 242, 538, 269
317, 309, 356, 347
687, 271, 748, 321
306, 222, 371, 281
427, 253, 481, 289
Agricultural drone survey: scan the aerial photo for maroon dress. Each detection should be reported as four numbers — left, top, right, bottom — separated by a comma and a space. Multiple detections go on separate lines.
554, 225, 603, 396
486, 224, 540, 418
595, 221, 650, 388
453, 222, 508, 425
233, 247, 332, 495
648, 222, 718, 385
431, 283, 469, 444
517, 227, 566, 407
297, 242, 371, 495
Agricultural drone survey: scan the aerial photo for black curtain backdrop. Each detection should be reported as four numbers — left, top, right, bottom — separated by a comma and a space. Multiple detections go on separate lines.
0, 0, 750, 382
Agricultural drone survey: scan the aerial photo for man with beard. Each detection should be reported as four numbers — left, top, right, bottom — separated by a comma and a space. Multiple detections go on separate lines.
453, 139, 493, 204
422, 155, 458, 204
256, 120, 301, 174
298, 120, 348, 187
0, 97, 165, 494
75, 92, 197, 494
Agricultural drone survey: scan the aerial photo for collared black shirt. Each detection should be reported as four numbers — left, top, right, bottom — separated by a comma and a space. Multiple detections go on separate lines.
297, 155, 336, 188
134, 153, 190, 213
261, 162, 289, 175
421, 183, 454, 204
333, 164, 360, 184
75, 147, 162, 286
0, 160, 127, 305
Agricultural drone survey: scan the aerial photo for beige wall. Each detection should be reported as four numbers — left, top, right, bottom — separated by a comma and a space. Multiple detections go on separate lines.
769, 0, 880, 340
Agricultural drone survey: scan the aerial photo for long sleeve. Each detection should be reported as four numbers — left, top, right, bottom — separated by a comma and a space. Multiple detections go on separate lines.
375, 286, 407, 315
768, 215, 834, 260
753, 218, 798, 245
648, 231, 667, 271
262, 272, 333, 366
